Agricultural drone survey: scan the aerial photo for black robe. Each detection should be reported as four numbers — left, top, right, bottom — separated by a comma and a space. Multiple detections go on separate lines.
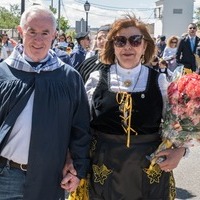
76, 54, 105, 83
0, 62, 91, 200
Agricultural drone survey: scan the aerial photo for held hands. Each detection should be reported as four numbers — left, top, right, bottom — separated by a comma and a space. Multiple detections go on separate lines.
156, 147, 185, 172
61, 153, 80, 192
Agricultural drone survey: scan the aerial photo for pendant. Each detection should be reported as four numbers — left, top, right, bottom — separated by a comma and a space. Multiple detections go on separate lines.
123, 79, 132, 87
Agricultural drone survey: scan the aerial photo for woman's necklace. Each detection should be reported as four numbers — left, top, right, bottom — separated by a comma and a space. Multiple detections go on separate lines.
115, 65, 142, 91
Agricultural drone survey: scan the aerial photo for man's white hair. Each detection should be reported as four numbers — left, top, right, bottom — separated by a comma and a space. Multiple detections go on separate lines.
20, 5, 57, 30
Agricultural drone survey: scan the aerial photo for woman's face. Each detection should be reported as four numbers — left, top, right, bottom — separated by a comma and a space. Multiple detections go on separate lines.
170, 39, 178, 48
114, 27, 146, 69
96, 31, 108, 50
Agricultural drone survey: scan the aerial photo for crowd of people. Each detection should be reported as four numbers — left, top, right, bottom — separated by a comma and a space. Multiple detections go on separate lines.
1, 21, 200, 76
0, 4, 199, 200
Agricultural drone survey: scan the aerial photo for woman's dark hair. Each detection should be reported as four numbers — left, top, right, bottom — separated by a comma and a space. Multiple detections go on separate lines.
2, 33, 9, 46
59, 33, 67, 41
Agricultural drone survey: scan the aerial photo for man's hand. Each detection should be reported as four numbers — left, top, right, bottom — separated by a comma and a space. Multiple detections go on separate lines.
60, 152, 80, 192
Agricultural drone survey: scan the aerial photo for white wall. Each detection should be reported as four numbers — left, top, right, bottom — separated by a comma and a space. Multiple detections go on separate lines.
154, 0, 194, 39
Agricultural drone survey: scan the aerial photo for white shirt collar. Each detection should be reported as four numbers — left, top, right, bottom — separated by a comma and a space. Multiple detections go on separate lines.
116, 62, 142, 76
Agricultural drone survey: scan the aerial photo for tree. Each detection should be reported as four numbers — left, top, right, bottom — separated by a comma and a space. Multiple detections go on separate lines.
49, 5, 70, 33
0, 5, 20, 29
49, 5, 57, 15
195, 7, 200, 29
59, 16, 70, 33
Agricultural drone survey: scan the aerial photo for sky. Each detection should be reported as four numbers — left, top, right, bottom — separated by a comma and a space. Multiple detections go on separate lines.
1, 0, 200, 28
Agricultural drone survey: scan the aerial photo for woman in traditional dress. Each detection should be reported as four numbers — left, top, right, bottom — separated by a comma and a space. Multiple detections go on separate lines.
85, 15, 186, 200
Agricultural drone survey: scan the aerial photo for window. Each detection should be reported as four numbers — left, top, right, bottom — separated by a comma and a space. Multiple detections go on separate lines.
173, 9, 182, 14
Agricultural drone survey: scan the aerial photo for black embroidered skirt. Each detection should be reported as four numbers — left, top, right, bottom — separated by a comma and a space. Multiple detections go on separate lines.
89, 131, 176, 200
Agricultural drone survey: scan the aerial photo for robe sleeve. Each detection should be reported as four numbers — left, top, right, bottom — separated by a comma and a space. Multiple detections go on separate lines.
69, 71, 91, 179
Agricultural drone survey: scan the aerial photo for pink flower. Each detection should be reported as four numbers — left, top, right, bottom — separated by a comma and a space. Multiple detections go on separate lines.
164, 73, 200, 147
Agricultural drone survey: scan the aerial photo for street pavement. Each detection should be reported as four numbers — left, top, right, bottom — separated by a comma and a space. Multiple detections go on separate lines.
174, 145, 200, 200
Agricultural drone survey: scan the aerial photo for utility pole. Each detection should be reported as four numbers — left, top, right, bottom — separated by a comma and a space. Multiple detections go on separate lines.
58, 0, 61, 32
51, 0, 53, 7
21, 0, 25, 15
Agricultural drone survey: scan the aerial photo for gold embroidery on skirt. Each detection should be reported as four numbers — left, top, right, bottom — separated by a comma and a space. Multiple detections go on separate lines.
93, 164, 113, 185
169, 172, 176, 200
143, 164, 162, 184
90, 138, 97, 157
144, 139, 173, 183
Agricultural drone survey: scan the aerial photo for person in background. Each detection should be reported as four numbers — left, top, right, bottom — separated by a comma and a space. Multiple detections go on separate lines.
156, 35, 166, 58
85, 34, 97, 60
149, 46, 160, 71
51, 35, 73, 66
52, 46, 73, 66
70, 32, 90, 69
57, 33, 68, 51
51, 27, 59, 48
162, 35, 179, 72
0, 5, 91, 200
76, 24, 111, 83
1, 33, 14, 59
66, 35, 75, 50
158, 59, 173, 81
176, 22, 200, 73
85, 15, 186, 200
0, 36, 3, 62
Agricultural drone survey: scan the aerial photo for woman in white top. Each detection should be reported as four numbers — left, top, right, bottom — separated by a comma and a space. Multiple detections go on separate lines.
84, 15, 186, 200
162, 35, 179, 72
1, 33, 14, 59
57, 33, 68, 51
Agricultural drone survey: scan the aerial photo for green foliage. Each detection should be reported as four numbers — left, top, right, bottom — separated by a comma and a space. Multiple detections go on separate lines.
49, 5, 57, 14
0, 5, 20, 29
195, 7, 200, 29
0, 4, 71, 34
58, 16, 70, 33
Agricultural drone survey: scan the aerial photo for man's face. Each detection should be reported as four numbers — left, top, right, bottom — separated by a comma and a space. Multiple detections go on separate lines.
80, 36, 90, 49
96, 31, 108, 50
18, 14, 56, 62
188, 24, 197, 37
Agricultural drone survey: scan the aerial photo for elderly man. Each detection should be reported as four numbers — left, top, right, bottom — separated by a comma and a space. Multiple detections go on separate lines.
0, 5, 91, 200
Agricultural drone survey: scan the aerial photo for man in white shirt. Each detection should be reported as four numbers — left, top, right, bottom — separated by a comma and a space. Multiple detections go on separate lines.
0, 5, 91, 200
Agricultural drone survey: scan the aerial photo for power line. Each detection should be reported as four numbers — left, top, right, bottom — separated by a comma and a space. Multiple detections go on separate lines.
74, 0, 154, 11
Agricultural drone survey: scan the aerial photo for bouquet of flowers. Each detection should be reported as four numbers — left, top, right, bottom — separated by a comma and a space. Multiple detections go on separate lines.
144, 72, 200, 183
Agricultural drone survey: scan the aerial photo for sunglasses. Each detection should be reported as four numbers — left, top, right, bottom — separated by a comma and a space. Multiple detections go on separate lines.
113, 35, 144, 48
189, 27, 196, 30
171, 41, 177, 44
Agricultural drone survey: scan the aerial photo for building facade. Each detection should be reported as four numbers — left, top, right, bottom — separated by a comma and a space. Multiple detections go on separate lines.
154, 0, 194, 38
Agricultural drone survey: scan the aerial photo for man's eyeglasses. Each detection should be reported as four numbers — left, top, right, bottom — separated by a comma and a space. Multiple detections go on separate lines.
189, 27, 196, 30
113, 35, 144, 48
